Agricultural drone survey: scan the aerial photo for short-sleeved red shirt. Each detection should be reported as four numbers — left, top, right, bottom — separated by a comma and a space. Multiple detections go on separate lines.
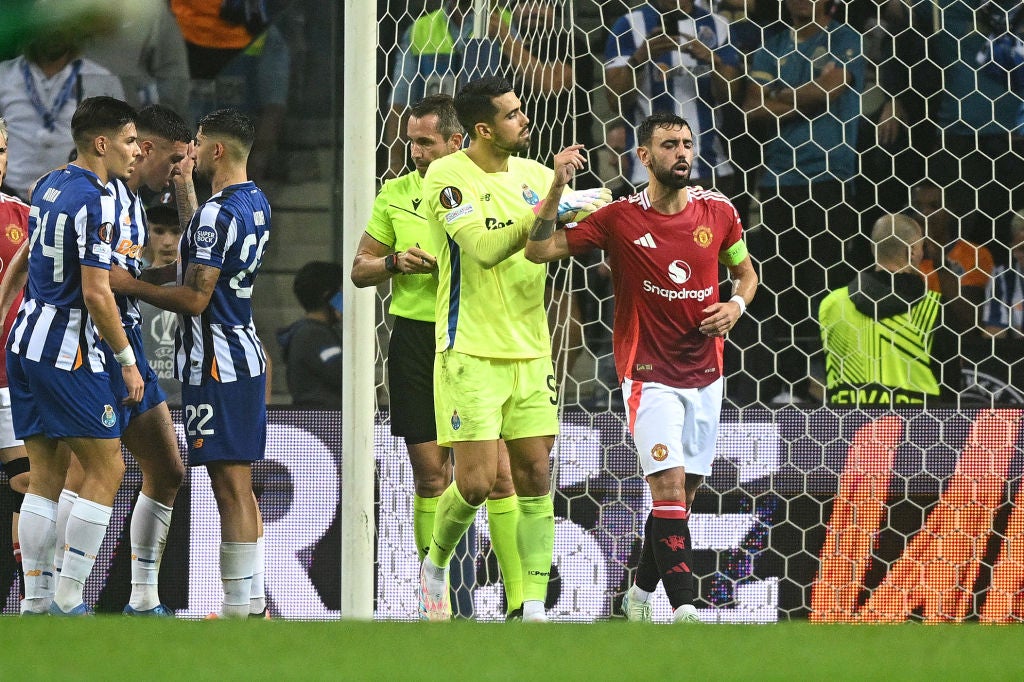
0, 192, 29, 387
564, 187, 744, 389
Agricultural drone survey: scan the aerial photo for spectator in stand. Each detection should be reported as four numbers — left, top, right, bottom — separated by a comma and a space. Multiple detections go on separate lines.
0, 26, 123, 200
913, 181, 995, 332
819, 214, 960, 407
383, 0, 572, 179
887, 1, 1024, 266
82, 0, 191, 118
983, 211, 1024, 340
603, 0, 740, 197
170, 0, 267, 80
740, 0, 865, 404
979, 211, 1024, 403
276, 261, 343, 410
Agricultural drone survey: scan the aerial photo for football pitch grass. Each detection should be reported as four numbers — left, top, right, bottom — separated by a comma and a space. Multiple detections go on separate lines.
3, 618, 1022, 680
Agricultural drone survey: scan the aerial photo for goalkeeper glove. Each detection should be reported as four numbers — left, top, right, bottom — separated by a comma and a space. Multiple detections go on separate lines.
555, 187, 613, 223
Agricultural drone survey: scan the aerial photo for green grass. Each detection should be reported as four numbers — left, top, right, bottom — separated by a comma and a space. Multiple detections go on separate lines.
2, 619, 1021, 680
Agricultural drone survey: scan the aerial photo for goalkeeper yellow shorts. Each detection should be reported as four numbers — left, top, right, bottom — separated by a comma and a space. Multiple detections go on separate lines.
433, 350, 558, 446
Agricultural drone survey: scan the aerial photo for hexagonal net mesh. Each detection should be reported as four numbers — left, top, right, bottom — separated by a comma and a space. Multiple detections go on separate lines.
370, 1, 1024, 622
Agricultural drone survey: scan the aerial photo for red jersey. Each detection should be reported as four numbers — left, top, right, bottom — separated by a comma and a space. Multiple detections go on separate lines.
0, 192, 29, 387
564, 187, 743, 389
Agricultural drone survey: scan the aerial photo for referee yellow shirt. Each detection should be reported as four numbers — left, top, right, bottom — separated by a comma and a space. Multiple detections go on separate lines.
365, 172, 441, 323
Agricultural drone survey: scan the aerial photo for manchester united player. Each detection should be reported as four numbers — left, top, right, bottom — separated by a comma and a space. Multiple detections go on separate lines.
525, 112, 758, 623
0, 116, 29, 603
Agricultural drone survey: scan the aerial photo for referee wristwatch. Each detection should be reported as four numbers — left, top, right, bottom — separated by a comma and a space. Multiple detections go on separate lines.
384, 252, 401, 274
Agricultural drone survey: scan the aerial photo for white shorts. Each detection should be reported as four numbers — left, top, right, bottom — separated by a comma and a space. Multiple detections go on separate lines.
0, 386, 24, 450
622, 377, 723, 477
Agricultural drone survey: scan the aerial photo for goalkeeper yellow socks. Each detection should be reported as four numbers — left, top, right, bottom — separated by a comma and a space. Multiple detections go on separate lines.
486, 495, 523, 611
413, 494, 439, 561
516, 494, 554, 604
427, 483, 481, 569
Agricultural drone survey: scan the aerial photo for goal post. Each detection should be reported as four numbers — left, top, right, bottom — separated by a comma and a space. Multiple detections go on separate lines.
340, 0, 378, 621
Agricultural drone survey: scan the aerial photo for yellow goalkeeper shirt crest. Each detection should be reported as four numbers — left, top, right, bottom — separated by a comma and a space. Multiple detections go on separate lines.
424, 150, 552, 359
364, 171, 441, 322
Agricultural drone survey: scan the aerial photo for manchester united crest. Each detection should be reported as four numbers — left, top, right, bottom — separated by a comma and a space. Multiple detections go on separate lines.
651, 443, 669, 462
5, 224, 24, 243
693, 225, 713, 248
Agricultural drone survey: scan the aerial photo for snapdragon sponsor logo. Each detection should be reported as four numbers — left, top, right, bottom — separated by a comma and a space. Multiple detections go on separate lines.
643, 281, 714, 302
643, 258, 713, 301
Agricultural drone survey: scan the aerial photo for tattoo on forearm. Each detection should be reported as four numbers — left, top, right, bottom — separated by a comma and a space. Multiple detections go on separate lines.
529, 216, 556, 242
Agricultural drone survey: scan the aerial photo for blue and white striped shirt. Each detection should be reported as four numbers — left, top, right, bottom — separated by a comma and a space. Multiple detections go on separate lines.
8, 165, 114, 372
109, 179, 146, 328
175, 181, 270, 385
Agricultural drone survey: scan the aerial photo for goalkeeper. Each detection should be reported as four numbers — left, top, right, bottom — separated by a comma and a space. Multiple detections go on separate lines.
352, 93, 530, 618
417, 76, 610, 623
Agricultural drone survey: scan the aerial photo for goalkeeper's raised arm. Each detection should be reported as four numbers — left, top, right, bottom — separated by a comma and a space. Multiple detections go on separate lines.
525, 146, 612, 264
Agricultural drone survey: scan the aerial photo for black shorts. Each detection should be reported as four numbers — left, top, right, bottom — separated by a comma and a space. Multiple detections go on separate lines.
388, 316, 437, 444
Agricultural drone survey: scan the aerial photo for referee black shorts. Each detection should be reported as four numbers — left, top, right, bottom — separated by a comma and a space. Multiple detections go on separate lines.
388, 316, 437, 445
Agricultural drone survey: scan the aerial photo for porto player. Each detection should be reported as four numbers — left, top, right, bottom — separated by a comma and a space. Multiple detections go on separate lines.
525, 112, 759, 623
8, 97, 145, 615
112, 109, 270, 618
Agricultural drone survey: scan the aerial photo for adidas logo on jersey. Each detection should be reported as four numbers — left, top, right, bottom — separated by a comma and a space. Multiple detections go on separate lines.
633, 233, 656, 248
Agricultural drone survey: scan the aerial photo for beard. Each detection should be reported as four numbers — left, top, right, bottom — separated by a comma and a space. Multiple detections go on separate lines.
650, 160, 691, 190
494, 130, 531, 156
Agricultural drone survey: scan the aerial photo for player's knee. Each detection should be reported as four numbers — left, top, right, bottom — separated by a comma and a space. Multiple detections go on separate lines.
409, 454, 451, 497
457, 477, 493, 506
510, 459, 551, 496
160, 456, 186, 493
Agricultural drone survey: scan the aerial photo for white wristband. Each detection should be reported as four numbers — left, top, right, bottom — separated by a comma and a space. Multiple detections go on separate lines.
113, 345, 136, 367
729, 295, 746, 317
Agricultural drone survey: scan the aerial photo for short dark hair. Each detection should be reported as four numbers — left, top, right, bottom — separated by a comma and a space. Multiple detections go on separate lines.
293, 261, 344, 312
145, 204, 180, 228
71, 96, 137, 147
198, 108, 255, 152
636, 113, 691, 148
409, 93, 463, 140
454, 76, 514, 139
137, 105, 192, 144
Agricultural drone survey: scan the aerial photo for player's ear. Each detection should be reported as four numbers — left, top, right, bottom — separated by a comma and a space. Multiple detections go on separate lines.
636, 146, 650, 167
94, 134, 107, 156
447, 132, 464, 152
475, 121, 491, 140
139, 139, 154, 157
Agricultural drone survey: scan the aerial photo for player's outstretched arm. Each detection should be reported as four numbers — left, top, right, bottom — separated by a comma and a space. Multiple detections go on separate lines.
525, 145, 591, 264
113, 262, 219, 316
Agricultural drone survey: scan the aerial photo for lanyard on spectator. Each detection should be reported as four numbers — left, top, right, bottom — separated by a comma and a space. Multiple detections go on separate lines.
21, 58, 83, 132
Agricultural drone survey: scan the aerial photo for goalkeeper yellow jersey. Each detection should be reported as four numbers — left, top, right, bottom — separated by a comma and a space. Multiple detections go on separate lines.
364, 171, 442, 323
424, 150, 552, 359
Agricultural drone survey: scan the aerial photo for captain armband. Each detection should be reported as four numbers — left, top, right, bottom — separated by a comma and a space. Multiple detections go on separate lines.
720, 239, 748, 267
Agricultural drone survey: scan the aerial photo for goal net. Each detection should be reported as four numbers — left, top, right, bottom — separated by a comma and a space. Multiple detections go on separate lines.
367, 0, 1024, 623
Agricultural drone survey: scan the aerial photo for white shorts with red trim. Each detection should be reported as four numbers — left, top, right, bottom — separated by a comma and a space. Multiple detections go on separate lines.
622, 377, 723, 477
0, 387, 24, 450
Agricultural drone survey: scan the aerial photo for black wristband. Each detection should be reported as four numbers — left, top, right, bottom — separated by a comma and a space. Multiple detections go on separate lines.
384, 252, 400, 274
